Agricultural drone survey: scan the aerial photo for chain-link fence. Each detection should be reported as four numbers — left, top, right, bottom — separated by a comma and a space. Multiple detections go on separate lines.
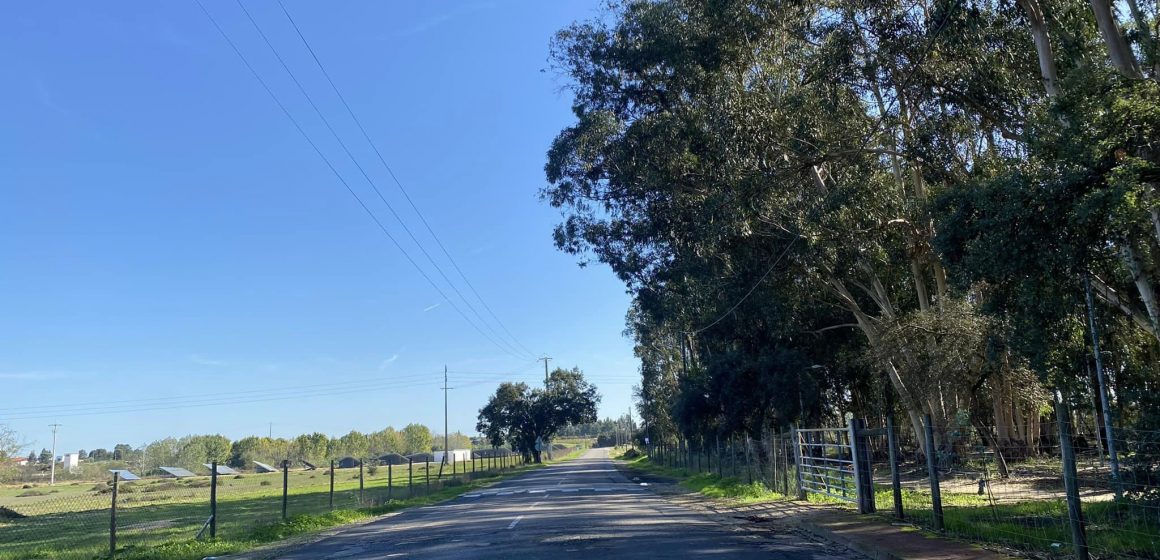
0, 451, 526, 559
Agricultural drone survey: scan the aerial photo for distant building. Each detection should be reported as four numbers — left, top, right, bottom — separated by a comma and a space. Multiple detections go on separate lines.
7, 457, 29, 467
434, 449, 472, 463
62, 453, 80, 472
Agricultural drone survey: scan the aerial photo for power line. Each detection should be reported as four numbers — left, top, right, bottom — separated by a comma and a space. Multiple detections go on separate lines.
231, 0, 533, 360
275, 0, 537, 359
1, 371, 443, 413
685, 238, 796, 336
0, 376, 450, 421
192, 0, 525, 360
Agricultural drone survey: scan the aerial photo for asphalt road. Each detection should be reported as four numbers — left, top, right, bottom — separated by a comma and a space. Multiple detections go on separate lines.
273, 448, 862, 559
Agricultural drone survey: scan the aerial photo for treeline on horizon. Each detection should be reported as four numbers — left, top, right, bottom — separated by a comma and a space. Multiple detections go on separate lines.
25, 424, 479, 476
544, 0, 1160, 477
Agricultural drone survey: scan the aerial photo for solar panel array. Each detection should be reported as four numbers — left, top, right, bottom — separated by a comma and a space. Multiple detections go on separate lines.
159, 466, 196, 478
204, 463, 237, 475
108, 469, 140, 481
253, 461, 277, 473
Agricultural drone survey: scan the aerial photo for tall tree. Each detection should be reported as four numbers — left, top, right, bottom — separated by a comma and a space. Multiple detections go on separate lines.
477, 368, 600, 462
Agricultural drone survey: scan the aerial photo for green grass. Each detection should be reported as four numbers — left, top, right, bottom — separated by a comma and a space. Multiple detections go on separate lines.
0, 449, 583, 560
617, 451, 1160, 559
614, 450, 787, 504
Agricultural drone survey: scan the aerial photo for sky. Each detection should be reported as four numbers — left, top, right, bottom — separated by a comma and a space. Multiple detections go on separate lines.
0, 1, 640, 456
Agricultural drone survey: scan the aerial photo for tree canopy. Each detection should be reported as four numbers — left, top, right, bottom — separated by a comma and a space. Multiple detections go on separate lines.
545, 0, 1160, 468
476, 367, 601, 462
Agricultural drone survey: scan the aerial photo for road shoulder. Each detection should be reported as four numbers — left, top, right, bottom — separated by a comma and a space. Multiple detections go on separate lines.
612, 456, 1014, 560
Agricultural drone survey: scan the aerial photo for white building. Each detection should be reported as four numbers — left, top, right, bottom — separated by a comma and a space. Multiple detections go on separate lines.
62, 453, 80, 472
433, 449, 472, 463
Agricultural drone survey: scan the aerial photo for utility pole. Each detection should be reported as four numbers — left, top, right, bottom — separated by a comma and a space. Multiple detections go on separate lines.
539, 356, 551, 384
442, 366, 451, 465
268, 422, 273, 439
48, 423, 61, 485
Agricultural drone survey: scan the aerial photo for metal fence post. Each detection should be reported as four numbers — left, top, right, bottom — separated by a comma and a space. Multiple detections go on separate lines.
425, 460, 430, 494
791, 425, 806, 500
109, 471, 118, 559
359, 460, 364, 505
388, 462, 393, 501
886, 416, 904, 519
730, 435, 737, 478
329, 459, 335, 510
1057, 401, 1090, 560
922, 414, 944, 531
848, 418, 875, 514
745, 434, 753, 485
281, 460, 289, 520
408, 458, 414, 498
210, 461, 218, 538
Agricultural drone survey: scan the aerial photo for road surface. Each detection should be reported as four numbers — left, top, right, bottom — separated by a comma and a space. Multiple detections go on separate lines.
273, 448, 862, 559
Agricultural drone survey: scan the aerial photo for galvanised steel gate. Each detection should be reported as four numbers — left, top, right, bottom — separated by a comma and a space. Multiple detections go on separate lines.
793, 421, 875, 513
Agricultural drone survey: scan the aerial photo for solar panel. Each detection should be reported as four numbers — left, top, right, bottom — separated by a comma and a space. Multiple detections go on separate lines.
109, 469, 140, 481
205, 464, 237, 475
253, 461, 277, 473
301, 460, 317, 470
159, 466, 197, 478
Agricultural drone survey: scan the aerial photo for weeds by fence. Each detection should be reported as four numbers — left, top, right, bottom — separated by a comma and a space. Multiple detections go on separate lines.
647, 411, 1160, 560
0, 451, 527, 559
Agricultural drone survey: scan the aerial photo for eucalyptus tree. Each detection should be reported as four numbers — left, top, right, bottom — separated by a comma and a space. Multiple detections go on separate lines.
546, 0, 1044, 452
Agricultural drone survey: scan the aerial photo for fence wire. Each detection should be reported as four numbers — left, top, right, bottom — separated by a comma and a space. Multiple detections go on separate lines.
0, 452, 526, 559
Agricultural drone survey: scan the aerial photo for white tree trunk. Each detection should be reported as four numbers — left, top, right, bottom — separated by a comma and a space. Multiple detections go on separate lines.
1089, 0, 1143, 78
1018, 0, 1062, 97
1121, 243, 1160, 334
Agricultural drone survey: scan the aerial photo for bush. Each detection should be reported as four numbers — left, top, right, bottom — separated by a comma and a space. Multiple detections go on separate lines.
366, 465, 378, 475
260, 480, 272, 486
16, 489, 47, 497
621, 449, 642, 460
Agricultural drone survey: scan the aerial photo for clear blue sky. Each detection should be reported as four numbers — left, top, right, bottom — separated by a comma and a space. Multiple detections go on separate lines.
0, 1, 638, 456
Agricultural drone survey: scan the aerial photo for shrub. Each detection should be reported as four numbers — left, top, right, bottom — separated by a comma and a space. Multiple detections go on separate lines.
16, 489, 47, 497
260, 480, 272, 486
366, 465, 378, 476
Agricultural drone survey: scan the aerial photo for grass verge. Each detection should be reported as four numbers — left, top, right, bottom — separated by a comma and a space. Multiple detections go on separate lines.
3, 448, 585, 560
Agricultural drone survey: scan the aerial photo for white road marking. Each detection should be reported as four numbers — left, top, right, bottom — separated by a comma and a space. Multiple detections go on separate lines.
463, 494, 481, 498
561, 488, 578, 492
507, 515, 524, 529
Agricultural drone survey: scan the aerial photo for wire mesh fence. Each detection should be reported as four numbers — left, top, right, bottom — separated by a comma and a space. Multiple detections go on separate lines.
644, 410, 1159, 560
862, 412, 1160, 559
0, 451, 526, 559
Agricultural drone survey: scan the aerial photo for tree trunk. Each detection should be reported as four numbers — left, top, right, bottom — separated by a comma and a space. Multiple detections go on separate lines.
1121, 242, 1160, 334
1018, 0, 1062, 97
1089, 0, 1143, 78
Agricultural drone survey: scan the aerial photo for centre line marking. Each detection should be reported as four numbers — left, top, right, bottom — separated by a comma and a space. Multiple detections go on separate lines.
507, 515, 524, 530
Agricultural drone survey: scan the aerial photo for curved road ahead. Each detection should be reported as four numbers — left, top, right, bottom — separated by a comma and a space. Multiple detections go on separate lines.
274, 448, 861, 559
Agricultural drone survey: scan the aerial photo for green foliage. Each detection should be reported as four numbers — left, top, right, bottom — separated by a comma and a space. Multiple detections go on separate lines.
546, 0, 1160, 461
477, 367, 600, 462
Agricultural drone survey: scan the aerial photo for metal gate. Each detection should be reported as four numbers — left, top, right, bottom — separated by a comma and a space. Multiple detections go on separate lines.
794, 427, 858, 504
793, 422, 876, 513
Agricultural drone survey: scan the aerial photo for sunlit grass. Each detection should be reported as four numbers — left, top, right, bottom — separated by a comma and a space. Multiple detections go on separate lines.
0, 448, 583, 560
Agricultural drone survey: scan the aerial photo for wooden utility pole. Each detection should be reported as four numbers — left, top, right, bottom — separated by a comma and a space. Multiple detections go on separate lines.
538, 356, 551, 384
